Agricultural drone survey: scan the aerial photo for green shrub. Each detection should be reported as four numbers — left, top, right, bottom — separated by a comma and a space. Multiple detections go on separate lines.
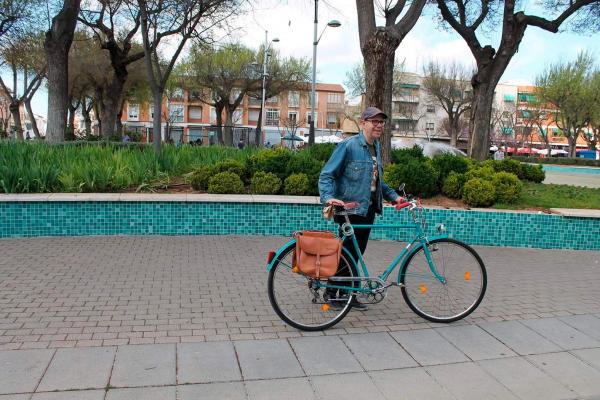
494, 158, 525, 179
432, 154, 470, 187
250, 171, 281, 194
284, 173, 310, 195
391, 145, 425, 164
521, 163, 545, 183
384, 158, 439, 198
442, 171, 467, 199
286, 152, 324, 195
215, 158, 247, 181
189, 165, 216, 191
462, 178, 496, 207
492, 172, 523, 203
207, 172, 244, 194
247, 147, 292, 180
302, 143, 336, 162
464, 165, 495, 182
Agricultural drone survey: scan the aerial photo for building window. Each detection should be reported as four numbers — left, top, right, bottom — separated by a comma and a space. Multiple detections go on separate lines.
306, 112, 318, 126
210, 107, 217, 124
169, 104, 184, 122
188, 106, 202, 120
128, 104, 139, 121
288, 111, 298, 125
426, 105, 435, 113
189, 90, 202, 101
327, 112, 338, 125
248, 110, 259, 123
426, 122, 435, 131
307, 93, 318, 107
266, 96, 278, 105
327, 92, 341, 104
232, 109, 243, 124
188, 127, 203, 144
171, 87, 184, 99
266, 108, 279, 126
288, 91, 300, 107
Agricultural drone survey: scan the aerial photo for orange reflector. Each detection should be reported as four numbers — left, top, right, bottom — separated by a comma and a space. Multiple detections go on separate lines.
464, 271, 471, 281
419, 284, 427, 294
321, 304, 330, 311
292, 266, 300, 273
267, 251, 276, 264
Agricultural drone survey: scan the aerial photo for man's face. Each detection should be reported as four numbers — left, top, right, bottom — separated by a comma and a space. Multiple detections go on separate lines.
361, 115, 386, 141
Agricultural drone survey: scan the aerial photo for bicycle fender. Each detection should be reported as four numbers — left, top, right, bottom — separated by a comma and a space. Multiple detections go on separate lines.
266, 240, 359, 273
267, 239, 296, 272
396, 233, 450, 282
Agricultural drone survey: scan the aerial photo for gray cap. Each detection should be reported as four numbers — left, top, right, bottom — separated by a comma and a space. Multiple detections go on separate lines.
361, 106, 388, 120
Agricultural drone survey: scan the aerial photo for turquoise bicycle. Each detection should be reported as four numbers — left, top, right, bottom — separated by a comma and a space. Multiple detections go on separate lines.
267, 185, 487, 331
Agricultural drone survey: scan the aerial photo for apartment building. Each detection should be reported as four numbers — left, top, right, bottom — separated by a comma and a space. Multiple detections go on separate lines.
122, 83, 346, 145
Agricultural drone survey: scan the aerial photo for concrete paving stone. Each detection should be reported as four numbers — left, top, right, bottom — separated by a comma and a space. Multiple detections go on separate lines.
177, 341, 241, 384
389, 329, 469, 366
37, 347, 115, 391
369, 367, 454, 400
310, 372, 385, 400
571, 348, 600, 372
105, 386, 176, 400
426, 361, 520, 400
527, 352, 600, 398
478, 320, 562, 355
435, 325, 516, 361
245, 377, 315, 400
234, 339, 303, 380
289, 336, 362, 376
110, 344, 176, 387
520, 318, 600, 350
340, 332, 418, 371
478, 357, 575, 400
178, 382, 246, 400
0, 349, 54, 395
31, 390, 105, 400
560, 315, 600, 341
0, 396, 30, 400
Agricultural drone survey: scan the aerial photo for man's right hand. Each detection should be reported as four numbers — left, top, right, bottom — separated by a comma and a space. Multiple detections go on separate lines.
326, 198, 346, 206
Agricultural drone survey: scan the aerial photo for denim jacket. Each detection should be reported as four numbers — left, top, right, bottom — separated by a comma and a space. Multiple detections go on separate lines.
319, 133, 399, 216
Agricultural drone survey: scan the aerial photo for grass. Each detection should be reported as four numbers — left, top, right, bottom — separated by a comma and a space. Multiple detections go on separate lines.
494, 182, 600, 210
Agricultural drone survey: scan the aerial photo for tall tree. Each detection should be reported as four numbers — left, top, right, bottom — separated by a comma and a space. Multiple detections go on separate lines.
536, 53, 593, 158
79, 1, 146, 139
0, 0, 43, 45
356, 0, 427, 165
182, 43, 257, 146
422, 61, 472, 147
0, 32, 46, 139
581, 68, 600, 150
436, 0, 599, 160
138, 0, 239, 153
44, 0, 81, 142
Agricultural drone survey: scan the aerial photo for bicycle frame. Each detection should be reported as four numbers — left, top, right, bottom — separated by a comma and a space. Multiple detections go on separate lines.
318, 208, 450, 295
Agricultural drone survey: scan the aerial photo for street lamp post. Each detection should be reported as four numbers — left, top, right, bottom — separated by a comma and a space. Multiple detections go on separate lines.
259, 31, 279, 146
308, 0, 341, 146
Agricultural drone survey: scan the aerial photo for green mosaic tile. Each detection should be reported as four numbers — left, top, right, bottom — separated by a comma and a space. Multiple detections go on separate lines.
0, 201, 598, 250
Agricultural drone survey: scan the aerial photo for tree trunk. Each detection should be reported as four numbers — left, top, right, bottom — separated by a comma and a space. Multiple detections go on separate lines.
44, 0, 81, 142
9, 101, 23, 140
152, 89, 163, 153
214, 106, 225, 145
67, 104, 77, 139
81, 98, 92, 136
24, 100, 41, 139
116, 99, 124, 137
469, 82, 497, 160
99, 75, 126, 139
567, 133, 577, 158
362, 28, 398, 165
254, 104, 263, 147
223, 111, 234, 146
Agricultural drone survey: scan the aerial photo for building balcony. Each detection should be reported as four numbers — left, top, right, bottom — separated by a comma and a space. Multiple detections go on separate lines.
395, 95, 420, 103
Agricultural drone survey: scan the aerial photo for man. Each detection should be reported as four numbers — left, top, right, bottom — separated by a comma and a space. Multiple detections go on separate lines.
319, 106, 401, 310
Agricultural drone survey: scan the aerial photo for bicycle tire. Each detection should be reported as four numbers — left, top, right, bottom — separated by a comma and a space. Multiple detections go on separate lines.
268, 241, 358, 331
400, 238, 487, 323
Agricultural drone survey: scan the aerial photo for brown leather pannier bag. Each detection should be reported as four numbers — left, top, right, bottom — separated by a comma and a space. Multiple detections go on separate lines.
293, 230, 342, 279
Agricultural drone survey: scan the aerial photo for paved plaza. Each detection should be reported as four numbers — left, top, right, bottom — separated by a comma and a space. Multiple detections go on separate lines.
1, 235, 600, 399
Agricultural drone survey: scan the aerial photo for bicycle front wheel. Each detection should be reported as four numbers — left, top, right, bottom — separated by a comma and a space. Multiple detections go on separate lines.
268, 242, 358, 331
400, 238, 486, 323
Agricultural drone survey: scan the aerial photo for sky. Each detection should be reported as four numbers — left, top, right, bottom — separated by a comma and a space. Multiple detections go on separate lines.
27, 0, 600, 116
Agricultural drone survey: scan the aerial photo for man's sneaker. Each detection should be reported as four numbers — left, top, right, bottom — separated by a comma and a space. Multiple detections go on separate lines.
350, 300, 368, 311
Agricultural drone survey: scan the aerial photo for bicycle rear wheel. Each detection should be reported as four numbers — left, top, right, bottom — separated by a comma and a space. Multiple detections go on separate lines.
268, 242, 358, 331
400, 238, 486, 323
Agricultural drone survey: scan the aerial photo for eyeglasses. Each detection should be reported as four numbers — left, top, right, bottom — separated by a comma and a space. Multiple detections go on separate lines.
368, 119, 386, 126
